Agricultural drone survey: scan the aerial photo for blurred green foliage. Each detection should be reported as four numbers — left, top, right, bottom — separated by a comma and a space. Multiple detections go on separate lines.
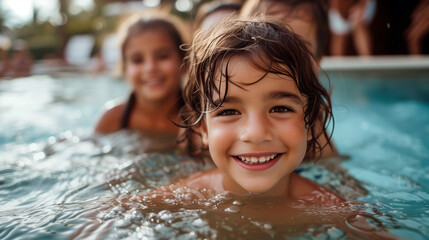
6, 0, 118, 60
2, 0, 215, 61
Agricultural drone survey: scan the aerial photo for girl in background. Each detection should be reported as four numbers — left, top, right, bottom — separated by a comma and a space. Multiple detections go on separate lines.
95, 11, 188, 141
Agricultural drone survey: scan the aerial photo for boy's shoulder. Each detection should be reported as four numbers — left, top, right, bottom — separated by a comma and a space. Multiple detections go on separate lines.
179, 170, 345, 204
179, 168, 223, 191
290, 172, 345, 204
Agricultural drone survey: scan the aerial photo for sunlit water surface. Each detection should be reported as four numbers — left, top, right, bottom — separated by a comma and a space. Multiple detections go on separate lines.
0, 73, 428, 239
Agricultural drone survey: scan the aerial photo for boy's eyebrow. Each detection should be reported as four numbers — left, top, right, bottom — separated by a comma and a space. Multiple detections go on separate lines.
269, 91, 303, 105
212, 92, 302, 106
212, 96, 241, 106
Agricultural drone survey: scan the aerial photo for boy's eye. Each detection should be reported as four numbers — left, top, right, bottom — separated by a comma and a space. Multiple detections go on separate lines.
270, 106, 292, 113
217, 109, 240, 116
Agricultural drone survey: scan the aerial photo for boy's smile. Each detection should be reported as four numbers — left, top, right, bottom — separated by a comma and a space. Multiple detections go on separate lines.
235, 152, 280, 165
201, 55, 310, 196
234, 153, 283, 171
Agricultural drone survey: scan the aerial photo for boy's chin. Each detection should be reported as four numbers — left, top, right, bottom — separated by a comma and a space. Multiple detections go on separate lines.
234, 183, 285, 197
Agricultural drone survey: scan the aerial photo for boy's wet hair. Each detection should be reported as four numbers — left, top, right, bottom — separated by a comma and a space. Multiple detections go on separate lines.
181, 18, 333, 159
240, 0, 329, 58
117, 11, 188, 75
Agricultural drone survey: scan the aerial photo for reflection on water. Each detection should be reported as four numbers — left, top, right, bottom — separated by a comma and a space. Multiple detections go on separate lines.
1, 132, 425, 239
0, 74, 128, 145
0, 131, 212, 239
0, 74, 428, 239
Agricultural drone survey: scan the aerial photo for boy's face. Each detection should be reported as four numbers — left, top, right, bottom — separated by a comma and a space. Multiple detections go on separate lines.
201, 56, 309, 196
124, 30, 183, 102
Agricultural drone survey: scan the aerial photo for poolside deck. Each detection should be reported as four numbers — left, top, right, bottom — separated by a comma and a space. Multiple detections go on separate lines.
25, 55, 429, 78
320, 55, 429, 77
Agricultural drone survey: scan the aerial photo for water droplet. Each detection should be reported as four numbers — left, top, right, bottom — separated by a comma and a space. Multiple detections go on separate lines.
111, 206, 125, 215
154, 224, 164, 230
72, 136, 80, 143
232, 200, 244, 206
48, 136, 56, 144
251, 221, 261, 227
129, 210, 143, 222
17, 158, 32, 167
263, 223, 273, 230
102, 145, 112, 153
33, 152, 46, 161
224, 206, 240, 213
97, 211, 115, 220
115, 218, 132, 228
28, 143, 39, 152
346, 214, 382, 232
162, 166, 171, 173
327, 226, 344, 238
158, 210, 173, 220
192, 218, 207, 227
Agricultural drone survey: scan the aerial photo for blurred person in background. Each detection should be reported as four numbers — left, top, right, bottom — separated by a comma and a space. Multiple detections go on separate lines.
9, 39, 33, 77
241, 0, 329, 64
328, 0, 376, 56
0, 34, 11, 78
406, 0, 429, 55
94, 10, 189, 146
193, 0, 243, 32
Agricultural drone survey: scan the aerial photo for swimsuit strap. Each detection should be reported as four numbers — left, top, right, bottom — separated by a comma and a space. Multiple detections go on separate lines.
120, 92, 136, 129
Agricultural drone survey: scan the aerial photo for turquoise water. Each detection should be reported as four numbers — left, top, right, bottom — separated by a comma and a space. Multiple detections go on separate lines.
0, 72, 428, 239
323, 73, 429, 238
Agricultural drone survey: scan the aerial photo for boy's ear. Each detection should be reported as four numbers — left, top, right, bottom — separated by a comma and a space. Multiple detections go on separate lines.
307, 126, 313, 141
305, 116, 314, 141
200, 122, 209, 147
308, 115, 324, 141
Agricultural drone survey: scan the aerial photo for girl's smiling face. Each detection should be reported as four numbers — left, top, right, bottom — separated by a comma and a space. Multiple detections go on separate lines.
201, 55, 309, 196
124, 29, 183, 102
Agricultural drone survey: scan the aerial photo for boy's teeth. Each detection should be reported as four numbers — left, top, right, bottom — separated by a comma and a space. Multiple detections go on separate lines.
237, 154, 278, 164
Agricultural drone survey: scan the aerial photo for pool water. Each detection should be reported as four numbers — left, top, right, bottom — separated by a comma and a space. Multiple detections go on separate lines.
322, 72, 429, 238
0, 72, 428, 239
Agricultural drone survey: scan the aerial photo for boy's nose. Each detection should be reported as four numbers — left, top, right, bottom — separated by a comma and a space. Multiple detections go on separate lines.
239, 114, 273, 144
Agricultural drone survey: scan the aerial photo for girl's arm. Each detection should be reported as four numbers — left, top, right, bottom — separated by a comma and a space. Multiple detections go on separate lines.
94, 104, 125, 134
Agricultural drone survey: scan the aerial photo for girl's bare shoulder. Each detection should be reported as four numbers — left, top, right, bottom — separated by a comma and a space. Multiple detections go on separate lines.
94, 103, 127, 134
